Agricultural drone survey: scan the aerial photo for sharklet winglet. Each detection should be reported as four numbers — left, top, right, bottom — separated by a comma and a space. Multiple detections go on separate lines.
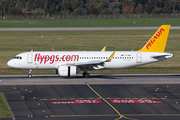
106, 51, 116, 62
101, 46, 106, 52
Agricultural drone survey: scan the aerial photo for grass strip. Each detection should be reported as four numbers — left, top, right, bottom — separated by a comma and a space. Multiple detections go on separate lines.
0, 18, 180, 28
0, 92, 11, 118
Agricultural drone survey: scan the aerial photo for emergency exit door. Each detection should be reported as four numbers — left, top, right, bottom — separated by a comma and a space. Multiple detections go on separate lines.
136, 53, 142, 63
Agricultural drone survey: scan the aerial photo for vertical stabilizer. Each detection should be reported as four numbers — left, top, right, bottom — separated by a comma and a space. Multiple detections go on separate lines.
138, 25, 171, 52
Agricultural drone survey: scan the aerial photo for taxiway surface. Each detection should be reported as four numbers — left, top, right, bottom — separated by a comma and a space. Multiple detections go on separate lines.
0, 74, 180, 120
0, 74, 180, 85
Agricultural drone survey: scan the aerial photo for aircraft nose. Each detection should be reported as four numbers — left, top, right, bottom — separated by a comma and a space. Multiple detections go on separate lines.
7, 59, 15, 68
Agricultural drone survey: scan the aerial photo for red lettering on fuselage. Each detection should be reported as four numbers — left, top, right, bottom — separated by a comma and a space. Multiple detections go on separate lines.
66, 55, 71, 61
62, 55, 66, 62
50, 55, 55, 64
34, 53, 79, 64
55, 55, 59, 62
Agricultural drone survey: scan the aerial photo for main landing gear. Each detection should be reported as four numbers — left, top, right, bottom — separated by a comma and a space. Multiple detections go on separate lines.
28, 69, 32, 78
83, 72, 90, 78
28, 70, 90, 78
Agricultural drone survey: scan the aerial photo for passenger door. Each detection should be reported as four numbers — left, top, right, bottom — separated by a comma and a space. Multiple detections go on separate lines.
136, 53, 142, 63
27, 53, 33, 64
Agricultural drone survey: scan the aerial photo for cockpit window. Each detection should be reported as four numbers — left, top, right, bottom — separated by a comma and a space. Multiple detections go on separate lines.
14, 56, 22, 59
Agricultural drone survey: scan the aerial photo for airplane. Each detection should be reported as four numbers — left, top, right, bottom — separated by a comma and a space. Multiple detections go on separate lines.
7, 25, 173, 78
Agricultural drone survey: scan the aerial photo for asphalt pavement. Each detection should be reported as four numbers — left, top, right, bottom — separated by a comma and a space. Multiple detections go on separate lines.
1, 82, 180, 120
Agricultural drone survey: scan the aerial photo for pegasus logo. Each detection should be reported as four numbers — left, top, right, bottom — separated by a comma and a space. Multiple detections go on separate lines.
146, 27, 165, 49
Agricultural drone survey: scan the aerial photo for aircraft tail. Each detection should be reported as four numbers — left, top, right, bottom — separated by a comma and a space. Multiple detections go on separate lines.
138, 25, 171, 52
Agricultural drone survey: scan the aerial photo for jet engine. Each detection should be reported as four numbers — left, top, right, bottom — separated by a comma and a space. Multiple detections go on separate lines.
57, 66, 77, 76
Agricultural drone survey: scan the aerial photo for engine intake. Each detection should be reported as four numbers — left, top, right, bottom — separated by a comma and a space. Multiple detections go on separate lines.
57, 66, 77, 76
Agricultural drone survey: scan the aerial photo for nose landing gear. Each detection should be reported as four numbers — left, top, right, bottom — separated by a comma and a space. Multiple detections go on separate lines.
28, 69, 32, 78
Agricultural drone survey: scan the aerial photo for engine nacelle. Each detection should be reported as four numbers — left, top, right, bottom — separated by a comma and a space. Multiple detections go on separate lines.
58, 66, 77, 76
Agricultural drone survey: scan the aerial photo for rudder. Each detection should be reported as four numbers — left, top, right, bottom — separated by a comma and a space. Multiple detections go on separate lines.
138, 25, 171, 52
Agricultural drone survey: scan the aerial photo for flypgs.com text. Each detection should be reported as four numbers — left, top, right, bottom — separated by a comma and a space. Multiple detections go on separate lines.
34, 53, 79, 64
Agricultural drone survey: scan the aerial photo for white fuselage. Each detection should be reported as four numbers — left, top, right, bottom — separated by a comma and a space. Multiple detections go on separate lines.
7, 51, 173, 70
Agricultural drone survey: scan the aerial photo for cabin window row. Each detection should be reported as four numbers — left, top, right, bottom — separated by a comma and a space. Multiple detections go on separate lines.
79, 57, 134, 59
34, 57, 134, 60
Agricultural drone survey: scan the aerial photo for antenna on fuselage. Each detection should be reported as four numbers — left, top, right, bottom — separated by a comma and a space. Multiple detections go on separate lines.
51, 46, 55, 51
31, 50, 33, 52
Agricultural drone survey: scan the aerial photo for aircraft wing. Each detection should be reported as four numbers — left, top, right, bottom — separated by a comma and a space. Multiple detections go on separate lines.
75, 51, 116, 67
75, 60, 102, 66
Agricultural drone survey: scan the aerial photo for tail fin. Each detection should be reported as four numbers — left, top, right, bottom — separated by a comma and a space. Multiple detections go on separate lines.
138, 25, 171, 52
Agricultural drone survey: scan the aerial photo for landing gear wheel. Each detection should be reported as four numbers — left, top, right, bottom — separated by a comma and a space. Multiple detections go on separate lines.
28, 74, 32, 78
83, 72, 90, 78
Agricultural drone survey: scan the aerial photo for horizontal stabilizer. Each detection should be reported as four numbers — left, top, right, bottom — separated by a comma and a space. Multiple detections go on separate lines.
151, 53, 174, 60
